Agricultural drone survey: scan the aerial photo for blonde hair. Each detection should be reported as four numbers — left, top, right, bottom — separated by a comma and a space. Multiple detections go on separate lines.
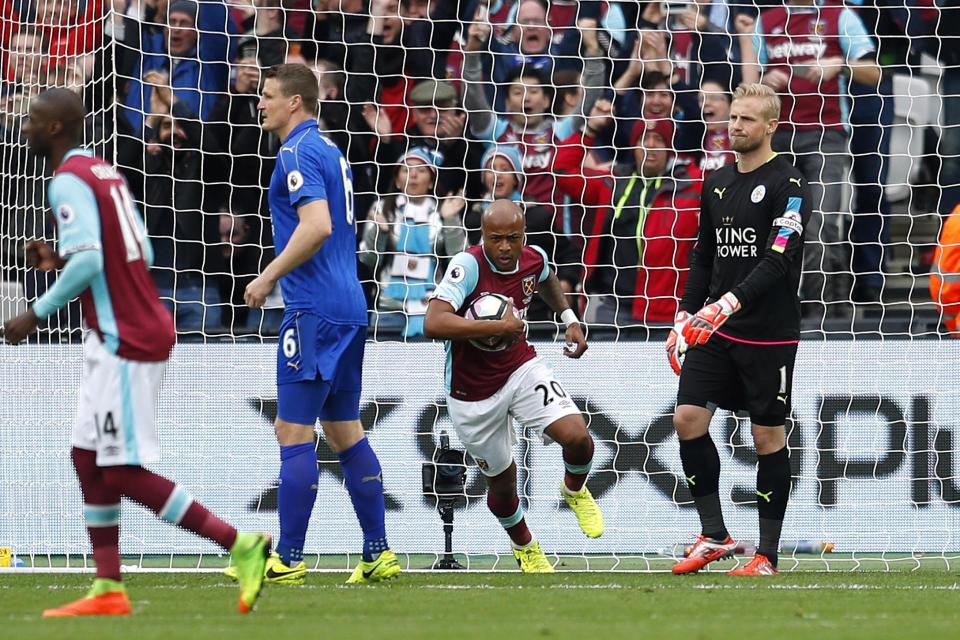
732, 83, 781, 122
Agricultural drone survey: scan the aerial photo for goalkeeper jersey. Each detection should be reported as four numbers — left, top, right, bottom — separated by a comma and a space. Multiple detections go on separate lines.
681, 155, 811, 343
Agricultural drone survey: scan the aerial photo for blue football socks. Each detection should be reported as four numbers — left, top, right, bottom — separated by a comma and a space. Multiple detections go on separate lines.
338, 437, 388, 561
276, 442, 319, 566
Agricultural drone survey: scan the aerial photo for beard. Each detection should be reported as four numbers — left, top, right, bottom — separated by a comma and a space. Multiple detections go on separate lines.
730, 135, 763, 154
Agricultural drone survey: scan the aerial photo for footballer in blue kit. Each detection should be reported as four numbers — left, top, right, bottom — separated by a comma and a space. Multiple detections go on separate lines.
243, 64, 399, 584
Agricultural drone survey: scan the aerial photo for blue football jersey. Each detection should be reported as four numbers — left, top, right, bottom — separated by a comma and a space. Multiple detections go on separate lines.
268, 119, 367, 325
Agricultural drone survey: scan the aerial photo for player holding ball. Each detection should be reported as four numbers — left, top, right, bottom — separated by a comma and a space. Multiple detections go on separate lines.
424, 200, 603, 573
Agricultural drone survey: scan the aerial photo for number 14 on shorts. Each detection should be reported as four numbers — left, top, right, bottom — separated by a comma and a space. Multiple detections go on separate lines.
95, 412, 118, 439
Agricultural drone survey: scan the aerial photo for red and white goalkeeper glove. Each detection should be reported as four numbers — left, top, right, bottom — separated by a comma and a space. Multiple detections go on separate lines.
682, 292, 741, 346
666, 311, 690, 375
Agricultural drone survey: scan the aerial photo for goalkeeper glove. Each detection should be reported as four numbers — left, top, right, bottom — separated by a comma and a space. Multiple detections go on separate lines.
682, 292, 740, 346
666, 311, 690, 376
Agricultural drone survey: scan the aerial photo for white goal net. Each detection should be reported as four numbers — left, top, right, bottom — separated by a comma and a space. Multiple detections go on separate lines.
0, 0, 958, 571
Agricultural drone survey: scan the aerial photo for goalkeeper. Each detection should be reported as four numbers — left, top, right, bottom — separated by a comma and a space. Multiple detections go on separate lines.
667, 84, 810, 577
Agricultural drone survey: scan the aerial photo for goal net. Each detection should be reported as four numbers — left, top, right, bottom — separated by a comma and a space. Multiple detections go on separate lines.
0, 1, 958, 572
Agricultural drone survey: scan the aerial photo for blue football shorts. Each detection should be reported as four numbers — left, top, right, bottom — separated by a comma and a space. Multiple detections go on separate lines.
276, 311, 366, 425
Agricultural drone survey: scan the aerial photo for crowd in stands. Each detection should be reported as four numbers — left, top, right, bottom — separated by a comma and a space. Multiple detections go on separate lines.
0, 0, 958, 338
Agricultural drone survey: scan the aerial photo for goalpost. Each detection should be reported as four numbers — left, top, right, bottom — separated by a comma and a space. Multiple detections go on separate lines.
0, 1, 958, 572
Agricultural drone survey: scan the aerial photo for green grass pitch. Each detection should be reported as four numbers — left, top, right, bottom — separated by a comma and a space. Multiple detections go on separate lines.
3, 569, 960, 640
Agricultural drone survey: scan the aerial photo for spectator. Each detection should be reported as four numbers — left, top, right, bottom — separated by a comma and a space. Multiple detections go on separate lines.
310, 58, 378, 218
463, 145, 582, 320
687, 78, 735, 177
552, 68, 583, 118
548, 1, 631, 73
34, 0, 105, 61
936, 1, 960, 216
738, 2, 882, 317
554, 100, 703, 327
132, 79, 225, 333
206, 47, 280, 290
488, 0, 554, 92
301, 0, 370, 69
612, 70, 678, 168
844, 1, 895, 303
365, 78, 485, 199
120, 0, 236, 135
3, 27, 45, 97
344, 0, 461, 137
359, 148, 466, 337
462, 12, 605, 210
622, 1, 738, 154
931, 203, 960, 337
491, 0, 629, 78
0, 0, 17, 51
235, 0, 288, 68
213, 208, 265, 332
208, 48, 278, 215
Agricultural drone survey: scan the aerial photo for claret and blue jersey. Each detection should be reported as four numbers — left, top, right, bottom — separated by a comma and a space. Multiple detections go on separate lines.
43, 149, 174, 362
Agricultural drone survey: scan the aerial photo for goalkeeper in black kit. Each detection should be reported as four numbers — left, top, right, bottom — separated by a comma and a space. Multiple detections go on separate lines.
666, 84, 810, 577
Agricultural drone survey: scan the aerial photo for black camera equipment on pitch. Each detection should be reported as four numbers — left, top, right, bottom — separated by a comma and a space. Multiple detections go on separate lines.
421, 431, 467, 502
421, 431, 467, 569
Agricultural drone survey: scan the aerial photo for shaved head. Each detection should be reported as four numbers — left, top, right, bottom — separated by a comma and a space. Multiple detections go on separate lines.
35, 88, 86, 141
24, 88, 86, 162
481, 199, 526, 272
482, 199, 524, 232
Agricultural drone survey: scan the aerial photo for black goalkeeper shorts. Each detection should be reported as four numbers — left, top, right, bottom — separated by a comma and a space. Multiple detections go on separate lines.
676, 334, 798, 426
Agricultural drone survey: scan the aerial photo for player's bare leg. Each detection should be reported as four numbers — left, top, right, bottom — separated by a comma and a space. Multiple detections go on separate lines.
486, 462, 553, 572
322, 420, 399, 584
672, 404, 736, 574
46, 448, 270, 616
544, 415, 604, 538
729, 424, 788, 576
43, 447, 131, 617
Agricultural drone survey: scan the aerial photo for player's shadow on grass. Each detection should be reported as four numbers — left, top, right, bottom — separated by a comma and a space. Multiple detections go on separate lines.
245, 397, 403, 512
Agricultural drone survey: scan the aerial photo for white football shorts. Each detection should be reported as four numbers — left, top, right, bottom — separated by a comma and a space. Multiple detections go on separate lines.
446, 357, 581, 477
71, 331, 167, 467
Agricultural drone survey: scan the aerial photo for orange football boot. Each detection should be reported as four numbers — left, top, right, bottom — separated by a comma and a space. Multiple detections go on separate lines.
728, 553, 779, 576
672, 535, 737, 574
43, 588, 132, 617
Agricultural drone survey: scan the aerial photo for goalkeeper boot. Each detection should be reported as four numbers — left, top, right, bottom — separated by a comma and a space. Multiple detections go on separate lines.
562, 484, 604, 538
728, 553, 779, 577
512, 541, 555, 573
230, 532, 272, 613
671, 535, 736, 574
346, 549, 401, 584
43, 578, 132, 617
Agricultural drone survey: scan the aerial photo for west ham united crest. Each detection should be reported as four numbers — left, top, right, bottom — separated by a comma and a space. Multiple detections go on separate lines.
522, 275, 536, 297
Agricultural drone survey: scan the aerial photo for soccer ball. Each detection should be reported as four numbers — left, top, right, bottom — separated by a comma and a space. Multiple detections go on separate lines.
464, 293, 511, 351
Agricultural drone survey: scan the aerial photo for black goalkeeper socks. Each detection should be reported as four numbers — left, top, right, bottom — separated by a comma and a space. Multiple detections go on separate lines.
679, 433, 728, 541
756, 446, 791, 566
